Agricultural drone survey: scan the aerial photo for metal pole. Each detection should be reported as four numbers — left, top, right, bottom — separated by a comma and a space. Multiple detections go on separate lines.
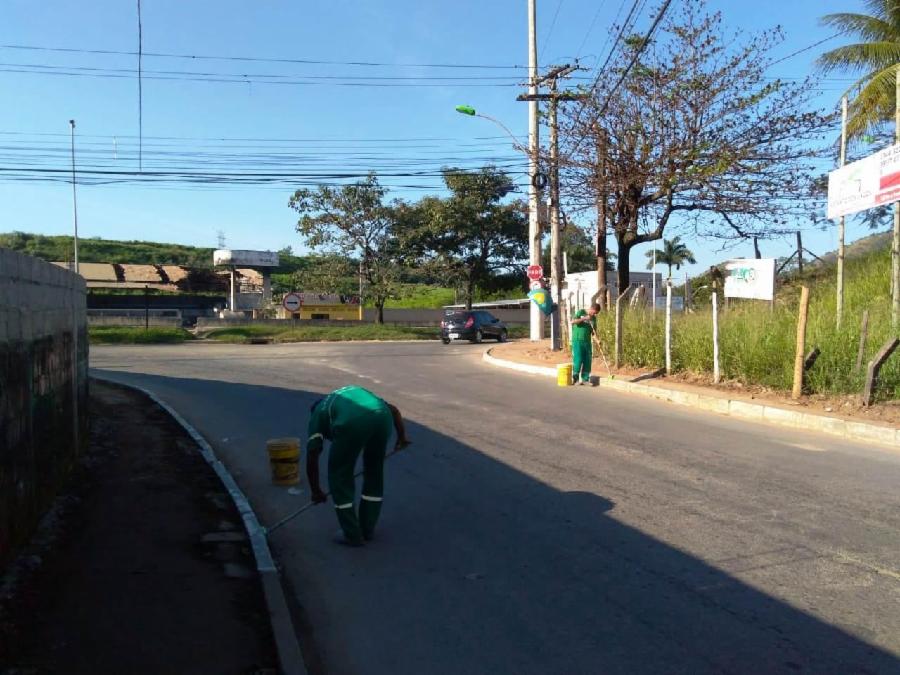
665, 280, 672, 375
837, 95, 848, 329
230, 267, 236, 313
528, 0, 543, 341
712, 289, 720, 384
69, 119, 79, 275
652, 248, 656, 314
893, 66, 900, 328
549, 80, 562, 351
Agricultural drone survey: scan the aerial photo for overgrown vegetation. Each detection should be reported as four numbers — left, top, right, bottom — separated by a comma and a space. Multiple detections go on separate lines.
89, 327, 195, 344
596, 243, 900, 400
204, 323, 528, 343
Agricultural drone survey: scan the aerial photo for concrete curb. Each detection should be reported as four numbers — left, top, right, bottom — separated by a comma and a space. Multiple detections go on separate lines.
91, 376, 308, 675
482, 349, 900, 451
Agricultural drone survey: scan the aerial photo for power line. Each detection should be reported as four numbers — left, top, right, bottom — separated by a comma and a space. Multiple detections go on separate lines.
575, 1, 608, 59
0, 43, 530, 70
767, 30, 848, 70
539, 0, 565, 61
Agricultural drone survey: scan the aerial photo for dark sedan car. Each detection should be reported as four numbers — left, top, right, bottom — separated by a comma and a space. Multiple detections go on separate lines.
441, 310, 508, 344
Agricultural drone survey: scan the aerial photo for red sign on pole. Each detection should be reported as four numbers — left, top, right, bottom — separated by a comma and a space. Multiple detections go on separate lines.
526, 265, 544, 281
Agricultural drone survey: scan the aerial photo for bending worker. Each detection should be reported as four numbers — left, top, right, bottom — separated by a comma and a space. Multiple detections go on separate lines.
306, 386, 410, 546
570, 303, 600, 386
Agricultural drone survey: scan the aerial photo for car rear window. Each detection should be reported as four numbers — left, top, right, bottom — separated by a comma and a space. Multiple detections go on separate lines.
446, 312, 470, 321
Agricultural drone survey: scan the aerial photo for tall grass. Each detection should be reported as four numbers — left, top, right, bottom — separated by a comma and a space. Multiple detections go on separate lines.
595, 246, 900, 400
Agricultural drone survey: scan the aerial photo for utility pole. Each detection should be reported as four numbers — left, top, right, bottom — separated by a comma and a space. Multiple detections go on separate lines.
837, 95, 848, 329
594, 124, 608, 311
519, 63, 585, 351
69, 119, 79, 275
796, 231, 803, 275
527, 0, 543, 341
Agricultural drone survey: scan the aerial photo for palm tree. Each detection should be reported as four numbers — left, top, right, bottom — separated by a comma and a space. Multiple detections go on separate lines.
818, 2, 900, 138
645, 236, 697, 279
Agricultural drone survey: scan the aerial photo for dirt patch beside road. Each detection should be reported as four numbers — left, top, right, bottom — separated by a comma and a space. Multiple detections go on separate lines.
0, 380, 277, 674
494, 340, 900, 428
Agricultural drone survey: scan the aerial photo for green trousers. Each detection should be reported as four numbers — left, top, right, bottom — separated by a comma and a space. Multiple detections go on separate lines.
327, 407, 393, 544
572, 340, 592, 382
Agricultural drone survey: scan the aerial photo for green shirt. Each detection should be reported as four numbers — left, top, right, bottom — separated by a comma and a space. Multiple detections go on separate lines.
571, 309, 595, 343
307, 386, 386, 453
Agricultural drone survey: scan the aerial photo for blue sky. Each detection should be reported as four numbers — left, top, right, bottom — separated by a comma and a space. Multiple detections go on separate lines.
0, 1, 870, 272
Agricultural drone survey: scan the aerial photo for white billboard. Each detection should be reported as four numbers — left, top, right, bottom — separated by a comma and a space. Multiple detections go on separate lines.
827, 143, 900, 219
213, 249, 279, 267
723, 258, 775, 300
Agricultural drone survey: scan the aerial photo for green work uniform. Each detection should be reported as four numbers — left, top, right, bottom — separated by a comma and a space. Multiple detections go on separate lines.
307, 386, 394, 544
571, 309, 594, 383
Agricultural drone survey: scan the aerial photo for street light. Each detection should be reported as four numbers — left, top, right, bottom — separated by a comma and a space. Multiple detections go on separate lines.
455, 104, 542, 341
69, 119, 80, 275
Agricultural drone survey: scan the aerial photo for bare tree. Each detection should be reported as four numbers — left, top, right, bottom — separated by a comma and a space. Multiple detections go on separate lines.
561, 2, 834, 293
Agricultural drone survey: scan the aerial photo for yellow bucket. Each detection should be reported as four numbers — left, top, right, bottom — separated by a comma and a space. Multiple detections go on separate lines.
557, 363, 573, 387
267, 437, 301, 486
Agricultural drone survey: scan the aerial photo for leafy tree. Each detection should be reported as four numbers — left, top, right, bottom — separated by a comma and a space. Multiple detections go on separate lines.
818, 1, 900, 138
561, 2, 832, 296
645, 236, 697, 279
288, 174, 402, 323
400, 167, 528, 309
542, 223, 616, 275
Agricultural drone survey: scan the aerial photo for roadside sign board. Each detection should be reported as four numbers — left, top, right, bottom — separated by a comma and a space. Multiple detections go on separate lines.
282, 293, 302, 312
527, 265, 544, 281
529, 280, 544, 291
827, 142, 900, 219
723, 258, 775, 300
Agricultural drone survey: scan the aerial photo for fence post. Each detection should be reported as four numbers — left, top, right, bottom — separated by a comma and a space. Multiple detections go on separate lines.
791, 286, 810, 400
863, 337, 900, 406
665, 280, 673, 376
712, 290, 720, 384
854, 310, 869, 374
614, 285, 630, 369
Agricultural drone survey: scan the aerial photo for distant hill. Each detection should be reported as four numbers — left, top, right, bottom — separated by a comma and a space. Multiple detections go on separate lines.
815, 230, 892, 268
0, 232, 310, 274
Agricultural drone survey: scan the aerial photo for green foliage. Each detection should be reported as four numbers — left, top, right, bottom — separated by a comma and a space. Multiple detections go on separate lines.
818, 2, 900, 138
599, 243, 900, 400
88, 327, 194, 344
645, 236, 697, 278
398, 166, 527, 309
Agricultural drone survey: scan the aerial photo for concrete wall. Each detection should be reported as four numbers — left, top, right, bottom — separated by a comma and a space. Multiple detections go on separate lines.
0, 248, 87, 568
88, 316, 182, 328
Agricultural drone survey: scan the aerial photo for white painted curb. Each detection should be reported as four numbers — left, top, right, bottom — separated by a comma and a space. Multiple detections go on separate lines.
483, 349, 900, 451
91, 376, 308, 675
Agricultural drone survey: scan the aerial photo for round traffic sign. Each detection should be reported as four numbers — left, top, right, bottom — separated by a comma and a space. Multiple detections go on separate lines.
282, 293, 302, 312
527, 265, 544, 281
530, 280, 543, 291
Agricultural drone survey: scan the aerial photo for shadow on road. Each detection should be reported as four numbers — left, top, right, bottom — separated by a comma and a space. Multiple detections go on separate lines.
91, 369, 899, 675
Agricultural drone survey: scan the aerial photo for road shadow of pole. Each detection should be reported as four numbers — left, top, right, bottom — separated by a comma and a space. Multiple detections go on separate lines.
91, 369, 899, 675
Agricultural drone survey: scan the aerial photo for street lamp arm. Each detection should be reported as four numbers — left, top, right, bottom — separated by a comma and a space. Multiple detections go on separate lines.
474, 112, 530, 155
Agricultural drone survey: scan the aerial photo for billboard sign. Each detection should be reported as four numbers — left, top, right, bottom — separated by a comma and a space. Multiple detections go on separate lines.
213, 249, 280, 267
723, 258, 775, 300
827, 143, 900, 219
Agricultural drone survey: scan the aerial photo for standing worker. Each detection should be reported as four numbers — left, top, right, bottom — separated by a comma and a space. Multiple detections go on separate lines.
306, 386, 410, 546
571, 303, 600, 386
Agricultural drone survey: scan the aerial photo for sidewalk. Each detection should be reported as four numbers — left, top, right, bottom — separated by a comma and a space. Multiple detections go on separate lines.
488, 340, 900, 450
0, 380, 277, 674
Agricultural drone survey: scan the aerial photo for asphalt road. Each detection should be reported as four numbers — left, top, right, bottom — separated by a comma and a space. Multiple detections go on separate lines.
92, 341, 900, 675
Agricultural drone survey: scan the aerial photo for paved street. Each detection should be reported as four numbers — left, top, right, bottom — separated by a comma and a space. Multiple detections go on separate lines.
92, 341, 900, 675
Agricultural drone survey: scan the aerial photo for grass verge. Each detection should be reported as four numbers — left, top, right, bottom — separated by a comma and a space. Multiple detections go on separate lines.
89, 327, 195, 344
205, 323, 530, 343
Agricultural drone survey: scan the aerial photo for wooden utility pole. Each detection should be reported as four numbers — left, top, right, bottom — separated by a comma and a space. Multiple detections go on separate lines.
837, 95, 848, 329
792, 286, 810, 400
595, 125, 608, 311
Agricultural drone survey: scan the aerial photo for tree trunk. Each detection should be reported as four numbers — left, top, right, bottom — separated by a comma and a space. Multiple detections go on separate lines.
375, 300, 385, 324
616, 239, 633, 298
465, 275, 475, 310
753, 236, 761, 259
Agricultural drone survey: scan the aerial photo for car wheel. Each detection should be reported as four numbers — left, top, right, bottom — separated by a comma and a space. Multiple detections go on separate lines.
472, 330, 483, 344
498, 330, 508, 343
442, 337, 451, 344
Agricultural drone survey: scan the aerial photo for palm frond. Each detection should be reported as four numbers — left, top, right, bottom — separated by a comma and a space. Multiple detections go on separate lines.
845, 64, 899, 137
818, 41, 900, 74
820, 12, 897, 42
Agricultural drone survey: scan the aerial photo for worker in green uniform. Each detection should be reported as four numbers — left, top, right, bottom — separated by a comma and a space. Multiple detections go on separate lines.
571, 303, 600, 386
306, 386, 410, 546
